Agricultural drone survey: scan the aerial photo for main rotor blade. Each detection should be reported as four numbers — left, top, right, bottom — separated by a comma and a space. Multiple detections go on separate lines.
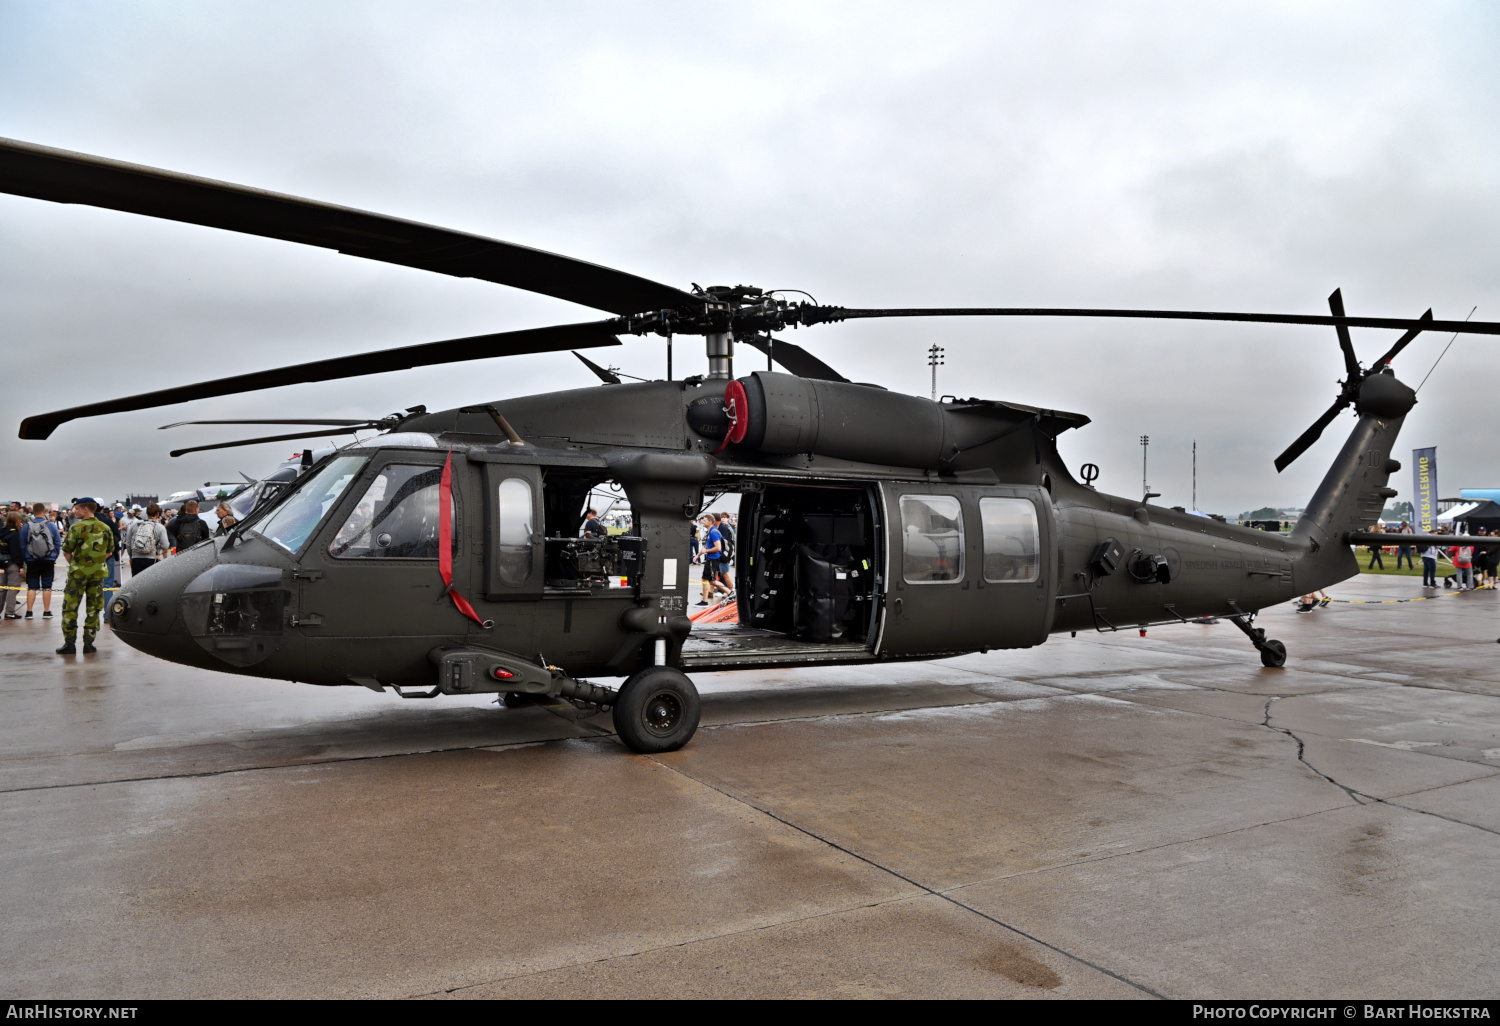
1273, 397, 1350, 473
816, 307, 1500, 336
1372, 309, 1433, 368
572, 350, 621, 384
20, 320, 620, 439
169, 426, 374, 458
740, 335, 850, 382
0, 137, 697, 316
159, 418, 373, 430
1327, 289, 1361, 379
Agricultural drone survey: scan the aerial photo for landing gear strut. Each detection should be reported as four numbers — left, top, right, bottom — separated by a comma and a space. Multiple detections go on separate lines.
1226, 605, 1286, 668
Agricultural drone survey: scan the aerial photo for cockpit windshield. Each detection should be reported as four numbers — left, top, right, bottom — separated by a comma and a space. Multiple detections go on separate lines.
251, 455, 366, 555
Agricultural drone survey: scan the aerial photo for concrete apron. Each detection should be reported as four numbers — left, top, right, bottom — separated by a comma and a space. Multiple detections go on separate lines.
0, 572, 1497, 998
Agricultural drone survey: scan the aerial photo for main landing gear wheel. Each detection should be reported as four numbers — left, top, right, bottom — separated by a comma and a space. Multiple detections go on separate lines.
1259, 639, 1287, 668
613, 665, 701, 753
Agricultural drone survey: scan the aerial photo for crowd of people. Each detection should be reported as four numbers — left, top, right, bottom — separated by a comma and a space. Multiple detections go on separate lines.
1357, 521, 1497, 590
1296, 520, 1496, 612
0, 497, 237, 654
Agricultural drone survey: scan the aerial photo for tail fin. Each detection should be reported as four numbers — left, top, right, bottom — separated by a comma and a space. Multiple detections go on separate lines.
1291, 370, 1415, 593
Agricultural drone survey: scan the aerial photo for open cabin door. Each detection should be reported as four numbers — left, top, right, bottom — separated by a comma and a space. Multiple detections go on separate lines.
877, 482, 1054, 656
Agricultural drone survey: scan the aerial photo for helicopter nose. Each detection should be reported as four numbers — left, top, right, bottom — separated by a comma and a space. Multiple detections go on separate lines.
108, 541, 220, 661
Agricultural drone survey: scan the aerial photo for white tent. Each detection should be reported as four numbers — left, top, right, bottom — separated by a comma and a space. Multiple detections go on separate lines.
1437, 502, 1480, 524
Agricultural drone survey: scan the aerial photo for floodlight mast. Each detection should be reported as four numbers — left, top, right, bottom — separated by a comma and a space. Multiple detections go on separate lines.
1141, 435, 1150, 498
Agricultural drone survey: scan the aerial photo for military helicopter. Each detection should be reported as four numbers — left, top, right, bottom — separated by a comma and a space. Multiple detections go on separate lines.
6, 136, 1500, 754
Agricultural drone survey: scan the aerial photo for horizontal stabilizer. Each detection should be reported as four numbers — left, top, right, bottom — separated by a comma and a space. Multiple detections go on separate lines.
1344, 532, 1500, 548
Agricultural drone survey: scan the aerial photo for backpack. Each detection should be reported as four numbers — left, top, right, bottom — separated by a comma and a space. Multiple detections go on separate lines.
128, 519, 158, 556
175, 516, 209, 550
25, 521, 54, 560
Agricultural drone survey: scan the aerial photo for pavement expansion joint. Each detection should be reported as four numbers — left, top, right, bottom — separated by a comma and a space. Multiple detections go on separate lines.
641, 752, 1167, 999
421, 891, 935, 998
1260, 696, 1500, 838
0, 732, 597, 795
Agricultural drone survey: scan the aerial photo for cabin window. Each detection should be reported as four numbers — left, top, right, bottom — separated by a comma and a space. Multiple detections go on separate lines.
496, 476, 535, 585
979, 497, 1040, 583
254, 455, 365, 555
900, 494, 964, 583
329, 463, 454, 559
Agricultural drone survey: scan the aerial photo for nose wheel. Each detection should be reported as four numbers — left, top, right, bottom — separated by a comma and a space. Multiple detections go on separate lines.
613, 665, 702, 753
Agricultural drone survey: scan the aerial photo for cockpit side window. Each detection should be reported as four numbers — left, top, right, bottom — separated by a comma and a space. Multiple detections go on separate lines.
329, 463, 456, 559
252, 455, 366, 556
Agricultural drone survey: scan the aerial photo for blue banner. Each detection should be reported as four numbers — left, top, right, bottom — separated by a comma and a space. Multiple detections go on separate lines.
1414, 447, 1437, 533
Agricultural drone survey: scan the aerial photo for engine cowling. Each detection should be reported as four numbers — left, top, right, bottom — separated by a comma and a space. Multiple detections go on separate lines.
726, 372, 950, 468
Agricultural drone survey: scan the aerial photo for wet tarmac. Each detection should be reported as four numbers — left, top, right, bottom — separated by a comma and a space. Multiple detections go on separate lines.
2, 574, 1498, 999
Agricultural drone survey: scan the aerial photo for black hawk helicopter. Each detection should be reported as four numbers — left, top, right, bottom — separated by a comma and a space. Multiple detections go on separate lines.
6, 136, 1500, 753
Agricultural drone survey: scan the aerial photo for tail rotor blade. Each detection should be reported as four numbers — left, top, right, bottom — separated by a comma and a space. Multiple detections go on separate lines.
1327, 289, 1361, 380
1373, 309, 1433, 368
1274, 397, 1350, 473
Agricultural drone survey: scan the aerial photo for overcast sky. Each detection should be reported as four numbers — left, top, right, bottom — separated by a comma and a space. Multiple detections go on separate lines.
2, 1, 1496, 513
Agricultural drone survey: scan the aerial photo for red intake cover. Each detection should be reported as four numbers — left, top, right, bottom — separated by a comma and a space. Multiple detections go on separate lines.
724, 379, 750, 446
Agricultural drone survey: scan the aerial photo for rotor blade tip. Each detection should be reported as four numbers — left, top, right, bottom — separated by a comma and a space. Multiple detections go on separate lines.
17, 417, 54, 441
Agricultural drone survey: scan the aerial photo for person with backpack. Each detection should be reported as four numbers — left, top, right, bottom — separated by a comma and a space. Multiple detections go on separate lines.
1449, 541, 1475, 590
167, 499, 210, 552
0, 512, 24, 620
581, 507, 608, 539
696, 514, 733, 606
20, 502, 62, 620
126, 504, 171, 577
57, 498, 114, 655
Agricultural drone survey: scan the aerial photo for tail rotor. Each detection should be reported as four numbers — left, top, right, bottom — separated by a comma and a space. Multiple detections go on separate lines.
1273, 290, 1431, 473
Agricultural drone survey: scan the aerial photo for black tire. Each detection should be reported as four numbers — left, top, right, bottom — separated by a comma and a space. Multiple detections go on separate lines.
1259, 639, 1287, 668
613, 666, 701, 753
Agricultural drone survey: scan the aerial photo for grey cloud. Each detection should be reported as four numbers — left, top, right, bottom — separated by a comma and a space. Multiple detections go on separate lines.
1, 1, 1496, 512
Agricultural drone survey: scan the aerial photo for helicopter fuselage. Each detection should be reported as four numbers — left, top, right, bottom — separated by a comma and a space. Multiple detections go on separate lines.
107, 373, 1366, 694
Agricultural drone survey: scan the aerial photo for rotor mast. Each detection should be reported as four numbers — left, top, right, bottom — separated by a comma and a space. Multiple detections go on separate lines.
706, 332, 734, 381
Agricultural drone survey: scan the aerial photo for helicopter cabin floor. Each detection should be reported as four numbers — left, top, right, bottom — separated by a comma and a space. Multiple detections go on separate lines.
680, 621, 875, 670
4, 569, 1500, 999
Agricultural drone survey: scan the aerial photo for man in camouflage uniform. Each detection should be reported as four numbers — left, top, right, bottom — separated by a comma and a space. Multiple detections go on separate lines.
58, 498, 114, 655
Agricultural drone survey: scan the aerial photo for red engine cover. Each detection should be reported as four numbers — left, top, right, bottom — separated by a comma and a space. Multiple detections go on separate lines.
721, 379, 750, 448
